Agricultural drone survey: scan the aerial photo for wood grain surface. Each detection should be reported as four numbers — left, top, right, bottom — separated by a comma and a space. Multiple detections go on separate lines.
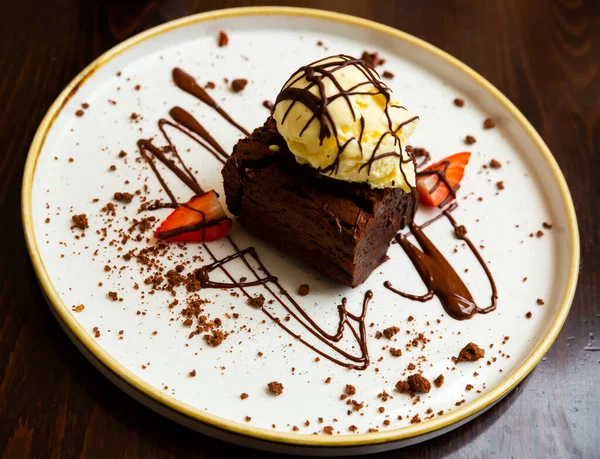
1, 0, 598, 457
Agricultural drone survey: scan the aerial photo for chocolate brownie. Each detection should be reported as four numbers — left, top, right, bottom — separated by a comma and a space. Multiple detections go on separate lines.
222, 118, 416, 287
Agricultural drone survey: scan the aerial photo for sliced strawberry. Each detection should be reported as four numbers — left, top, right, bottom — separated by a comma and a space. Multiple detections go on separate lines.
154, 191, 232, 242
416, 152, 471, 207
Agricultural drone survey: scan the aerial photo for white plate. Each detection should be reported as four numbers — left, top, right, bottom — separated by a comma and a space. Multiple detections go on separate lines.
22, 7, 579, 456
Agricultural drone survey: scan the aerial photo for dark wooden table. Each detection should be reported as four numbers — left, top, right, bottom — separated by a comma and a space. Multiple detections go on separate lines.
2, 0, 598, 457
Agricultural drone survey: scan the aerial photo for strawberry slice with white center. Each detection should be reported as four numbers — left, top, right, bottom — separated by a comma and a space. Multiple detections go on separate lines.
416, 152, 471, 207
154, 191, 232, 242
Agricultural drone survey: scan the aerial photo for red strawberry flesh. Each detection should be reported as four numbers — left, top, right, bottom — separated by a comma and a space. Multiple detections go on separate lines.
154, 191, 232, 242
416, 152, 471, 207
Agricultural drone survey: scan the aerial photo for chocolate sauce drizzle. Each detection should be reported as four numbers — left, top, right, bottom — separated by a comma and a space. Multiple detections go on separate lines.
384, 189, 498, 319
136, 68, 371, 370
135, 65, 498, 371
200, 238, 371, 370
172, 68, 250, 136
275, 55, 417, 184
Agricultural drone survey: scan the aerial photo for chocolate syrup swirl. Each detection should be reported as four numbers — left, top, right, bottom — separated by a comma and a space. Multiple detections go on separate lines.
200, 238, 371, 370
274, 55, 417, 183
172, 68, 250, 136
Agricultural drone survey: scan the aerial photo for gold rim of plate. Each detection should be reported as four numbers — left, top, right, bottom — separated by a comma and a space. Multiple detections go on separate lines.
21, 6, 580, 448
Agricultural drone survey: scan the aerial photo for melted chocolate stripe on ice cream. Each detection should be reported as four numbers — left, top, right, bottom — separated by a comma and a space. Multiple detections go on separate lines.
275, 55, 417, 180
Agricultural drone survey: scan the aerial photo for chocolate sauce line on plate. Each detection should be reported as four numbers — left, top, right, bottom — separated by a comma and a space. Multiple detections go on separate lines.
385, 203, 497, 320
172, 68, 250, 136
135, 66, 498, 371
136, 68, 371, 370
201, 237, 371, 370
275, 55, 417, 183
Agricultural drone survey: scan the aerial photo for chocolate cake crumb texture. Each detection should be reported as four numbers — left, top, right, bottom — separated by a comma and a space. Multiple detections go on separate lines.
114, 192, 134, 203
490, 159, 502, 169
360, 50, 385, 68
465, 135, 476, 145
297, 284, 310, 296
407, 374, 431, 393
453, 98, 465, 107
75, 109, 84, 117
537, 298, 545, 305
268, 381, 284, 395
218, 31, 228, 47
231, 79, 248, 93
345, 384, 356, 395
455, 342, 485, 362
526, 311, 532, 319
247, 294, 265, 308
71, 214, 88, 230
483, 118, 496, 129
433, 374, 445, 387
383, 326, 400, 339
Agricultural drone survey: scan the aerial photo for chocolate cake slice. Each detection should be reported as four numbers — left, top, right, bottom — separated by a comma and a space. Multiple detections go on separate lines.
222, 118, 417, 287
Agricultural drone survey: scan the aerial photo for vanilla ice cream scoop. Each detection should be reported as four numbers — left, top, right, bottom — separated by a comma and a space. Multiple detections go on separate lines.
273, 55, 418, 190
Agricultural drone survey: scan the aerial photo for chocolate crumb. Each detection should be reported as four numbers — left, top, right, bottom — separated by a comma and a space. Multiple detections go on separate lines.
542, 222, 552, 229
71, 214, 88, 230
390, 348, 402, 357
537, 298, 545, 305
455, 225, 467, 238
361, 51, 385, 68
218, 31, 229, 47
465, 135, 476, 145
75, 109, 84, 117
245, 416, 251, 422
466, 384, 474, 391
489, 159, 502, 169
114, 192, 134, 203
378, 406, 385, 413
483, 118, 496, 129
526, 311, 532, 319
292, 426, 299, 431
231, 79, 248, 93
240, 393, 249, 400
454, 98, 465, 107
109, 165, 117, 171
205, 81, 216, 89
395, 380, 410, 393
189, 370, 196, 377
407, 374, 431, 393
407, 363, 416, 371
410, 414, 421, 424
345, 384, 356, 396
92, 327, 100, 338
72, 304, 85, 313
383, 326, 400, 339
496, 181, 505, 190
204, 330, 225, 347
325, 377, 332, 384
118, 150, 127, 158
455, 342, 485, 362
323, 426, 334, 435
134, 84, 141, 91
317, 40, 324, 46
349, 425, 358, 432
382, 70, 394, 79
433, 374, 445, 388
536, 230, 544, 238
247, 294, 265, 308
298, 284, 310, 296
268, 381, 284, 395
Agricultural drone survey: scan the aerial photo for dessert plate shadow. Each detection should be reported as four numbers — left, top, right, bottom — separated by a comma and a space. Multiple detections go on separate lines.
22, 7, 579, 455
